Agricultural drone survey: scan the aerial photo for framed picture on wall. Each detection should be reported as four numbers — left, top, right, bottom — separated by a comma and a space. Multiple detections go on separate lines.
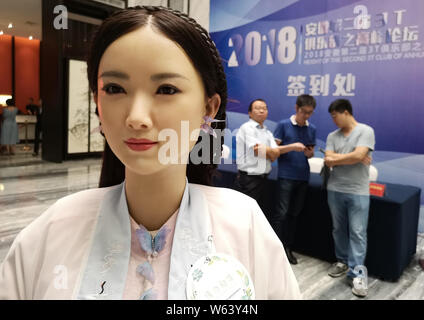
89, 92, 104, 152
67, 59, 104, 155
67, 59, 89, 154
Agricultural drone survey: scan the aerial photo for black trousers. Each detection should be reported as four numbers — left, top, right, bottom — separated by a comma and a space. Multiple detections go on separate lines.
271, 178, 308, 248
234, 170, 269, 213
33, 120, 41, 154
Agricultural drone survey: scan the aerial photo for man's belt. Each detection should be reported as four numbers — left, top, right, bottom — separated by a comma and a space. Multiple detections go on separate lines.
238, 170, 268, 179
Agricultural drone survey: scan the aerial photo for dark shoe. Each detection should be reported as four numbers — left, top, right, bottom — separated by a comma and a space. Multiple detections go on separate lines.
328, 262, 349, 277
345, 276, 354, 287
285, 248, 298, 265
419, 258, 424, 270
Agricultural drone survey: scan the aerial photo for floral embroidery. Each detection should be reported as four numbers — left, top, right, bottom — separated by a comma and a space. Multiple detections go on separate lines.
242, 288, 253, 300
200, 115, 226, 138
100, 241, 123, 275
139, 288, 157, 300
135, 225, 171, 300
136, 225, 170, 256
192, 269, 203, 282
204, 255, 227, 266
136, 262, 155, 284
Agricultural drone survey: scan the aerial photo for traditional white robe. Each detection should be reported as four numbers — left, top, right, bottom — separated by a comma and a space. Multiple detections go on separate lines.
0, 182, 301, 300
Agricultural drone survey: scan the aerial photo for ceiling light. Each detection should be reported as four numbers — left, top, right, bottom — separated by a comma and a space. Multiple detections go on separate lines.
29, 36, 33, 40
8, 23, 13, 28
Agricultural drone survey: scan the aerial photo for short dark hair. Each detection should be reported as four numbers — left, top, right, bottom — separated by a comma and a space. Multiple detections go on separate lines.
328, 99, 353, 115
296, 94, 316, 109
248, 98, 266, 112
6, 99, 14, 106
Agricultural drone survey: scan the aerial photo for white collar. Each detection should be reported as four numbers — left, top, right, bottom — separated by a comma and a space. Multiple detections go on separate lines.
290, 115, 309, 127
248, 118, 267, 129
74, 180, 215, 300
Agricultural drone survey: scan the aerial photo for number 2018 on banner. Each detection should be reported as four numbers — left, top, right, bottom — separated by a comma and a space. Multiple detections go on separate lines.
228, 27, 297, 67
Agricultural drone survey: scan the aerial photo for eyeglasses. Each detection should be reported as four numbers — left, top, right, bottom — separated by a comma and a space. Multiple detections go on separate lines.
299, 108, 314, 116
252, 107, 268, 112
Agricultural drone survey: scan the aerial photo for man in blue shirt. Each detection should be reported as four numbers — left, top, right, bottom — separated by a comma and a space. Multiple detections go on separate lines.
272, 94, 317, 264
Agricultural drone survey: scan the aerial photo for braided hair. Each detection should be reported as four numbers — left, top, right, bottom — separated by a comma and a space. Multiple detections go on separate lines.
87, 6, 227, 187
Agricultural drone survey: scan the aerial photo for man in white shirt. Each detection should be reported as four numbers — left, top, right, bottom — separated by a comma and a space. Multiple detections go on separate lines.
235, 99, 280, 212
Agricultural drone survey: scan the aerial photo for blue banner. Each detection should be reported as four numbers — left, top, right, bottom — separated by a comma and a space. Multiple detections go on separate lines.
211, 0, 424, 217
211, 0, 424, 154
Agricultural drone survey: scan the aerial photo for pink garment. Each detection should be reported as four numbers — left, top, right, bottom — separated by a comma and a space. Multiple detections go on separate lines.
123, 210, 178, 300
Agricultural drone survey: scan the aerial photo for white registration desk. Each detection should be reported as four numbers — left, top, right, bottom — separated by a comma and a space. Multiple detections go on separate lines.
16, 115, 37, 140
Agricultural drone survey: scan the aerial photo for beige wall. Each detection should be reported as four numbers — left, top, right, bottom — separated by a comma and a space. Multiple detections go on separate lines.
127, 0, 210, 31
188, 0, 210, 31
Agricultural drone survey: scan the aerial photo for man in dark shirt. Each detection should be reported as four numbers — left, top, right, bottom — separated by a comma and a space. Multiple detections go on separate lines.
25, 98, 42, 156
271, 94, 317, 265
25, 98, 38, 115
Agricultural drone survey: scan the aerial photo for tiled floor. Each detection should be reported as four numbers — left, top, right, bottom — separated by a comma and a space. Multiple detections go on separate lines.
1, 145, 423, 299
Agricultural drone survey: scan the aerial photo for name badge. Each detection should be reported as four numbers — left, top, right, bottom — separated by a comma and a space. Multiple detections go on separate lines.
186, 253, 255, 300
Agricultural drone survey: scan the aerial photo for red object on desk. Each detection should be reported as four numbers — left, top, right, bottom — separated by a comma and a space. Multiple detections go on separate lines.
370, 182, 386, 197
